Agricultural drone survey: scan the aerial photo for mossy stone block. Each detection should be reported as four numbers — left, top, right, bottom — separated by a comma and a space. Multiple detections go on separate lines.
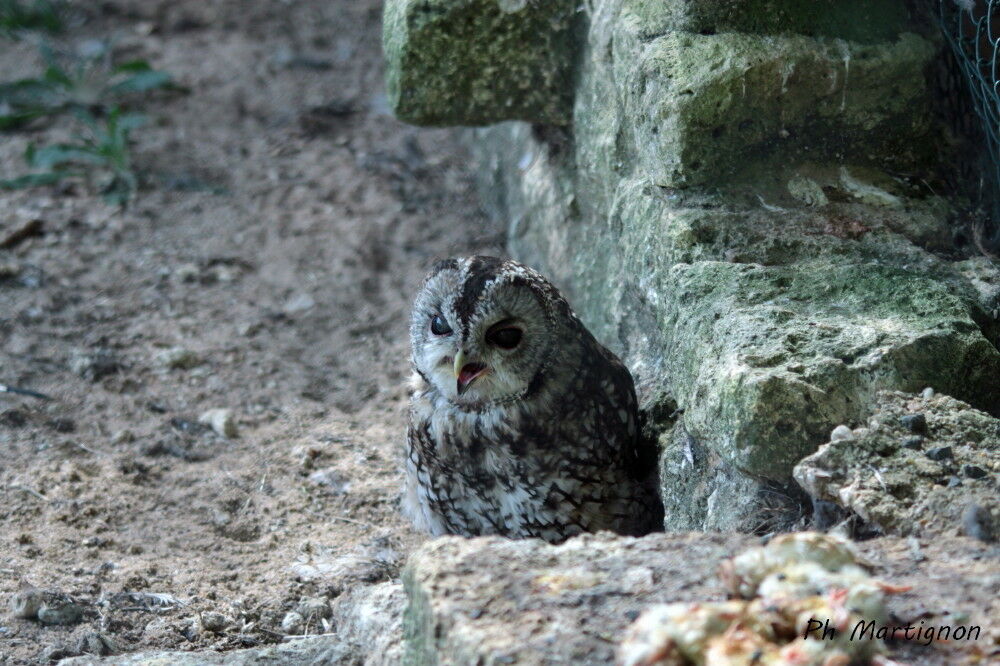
383, 0, 578, 126
625, 0, 911, 43
628, 32, 936, 187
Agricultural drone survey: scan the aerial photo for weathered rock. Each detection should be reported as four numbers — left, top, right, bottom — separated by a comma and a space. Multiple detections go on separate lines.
957, 256, 1000, 343
403, 532, 998, 665
383, 0, 579, 126
830, 424, 854, 441
794, 391, 1000, 539
198, 408, 238, 438
957, 256, 1000, 318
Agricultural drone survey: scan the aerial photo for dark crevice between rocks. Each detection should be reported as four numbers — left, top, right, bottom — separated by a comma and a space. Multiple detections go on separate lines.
808, 498, 883, 541
659, 422, 813, 534
529, 123, 574, 164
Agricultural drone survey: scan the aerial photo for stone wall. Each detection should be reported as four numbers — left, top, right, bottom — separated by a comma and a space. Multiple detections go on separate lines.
384, 0, 1000, 531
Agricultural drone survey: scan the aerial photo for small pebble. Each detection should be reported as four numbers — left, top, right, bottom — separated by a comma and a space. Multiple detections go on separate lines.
284, 293, 316, 314
946, 476, 962, 488
1, 409, 27, 428
174, 263, 200, 283
69, 349, 123, 382
199, 611, 228, 633
141, 617, 175, 642
830, 425, 853, 441
926, 446, 953, 461
281, 610, 304, 635
10, 588, 44, 619
198, 408, 238, 438
40, 646, 73, 662
906, 537, 926, 562
111, 429, 135, 445
155, 347, 201, 370
47, 418, 76, 433
296, 597, 331, 621
77, 632, 116, 656
962, 464, 987, 479
308, 468, 351, 494
901, 436, 923, 450
37, 599, 84, 625
962, 503, 996, 543
921, 387, 935, 399
874, 437, 896, 455
901, 413, 927, 434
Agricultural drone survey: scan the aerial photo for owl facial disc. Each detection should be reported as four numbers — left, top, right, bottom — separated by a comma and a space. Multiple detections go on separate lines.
410, 256, 557, 406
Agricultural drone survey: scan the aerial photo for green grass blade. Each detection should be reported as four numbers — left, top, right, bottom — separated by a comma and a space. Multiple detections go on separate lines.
107, 69, 171, 95
28, 142, 106, 168
0, 171, 66, 189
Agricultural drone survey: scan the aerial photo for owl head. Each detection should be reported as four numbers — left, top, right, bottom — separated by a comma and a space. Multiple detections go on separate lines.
410, 256, 570, 406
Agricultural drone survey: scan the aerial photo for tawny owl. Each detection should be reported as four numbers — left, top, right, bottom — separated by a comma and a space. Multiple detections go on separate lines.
403, 256, 661, 543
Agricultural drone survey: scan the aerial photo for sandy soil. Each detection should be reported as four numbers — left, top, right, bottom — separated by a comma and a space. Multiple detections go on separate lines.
0, 1, 500, 662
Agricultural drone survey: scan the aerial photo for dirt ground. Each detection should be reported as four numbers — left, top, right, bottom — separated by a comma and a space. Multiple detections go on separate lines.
0, 1, 500, 662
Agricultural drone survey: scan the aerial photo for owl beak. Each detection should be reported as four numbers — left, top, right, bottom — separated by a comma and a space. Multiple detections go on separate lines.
453, 350, 487, 395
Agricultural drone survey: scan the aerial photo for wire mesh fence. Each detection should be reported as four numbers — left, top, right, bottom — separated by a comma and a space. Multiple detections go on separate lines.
938, 0, 1000, 250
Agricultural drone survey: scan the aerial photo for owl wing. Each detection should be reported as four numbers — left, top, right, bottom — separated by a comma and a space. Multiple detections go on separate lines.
403, 411, 454, 536
561, 331, 663, 534
567, 327, 645, 474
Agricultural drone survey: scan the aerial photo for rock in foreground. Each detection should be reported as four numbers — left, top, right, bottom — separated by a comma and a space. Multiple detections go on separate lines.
403, 532, 998, 665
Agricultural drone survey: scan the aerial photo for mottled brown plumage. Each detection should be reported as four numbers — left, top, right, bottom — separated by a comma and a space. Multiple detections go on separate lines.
403, 256, 661, 543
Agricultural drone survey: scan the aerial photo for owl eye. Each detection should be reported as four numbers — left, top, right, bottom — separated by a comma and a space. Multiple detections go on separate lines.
430, 314, 452, 336
486, 325, 523, 350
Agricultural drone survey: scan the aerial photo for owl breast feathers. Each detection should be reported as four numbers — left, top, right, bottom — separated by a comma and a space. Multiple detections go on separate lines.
404, 256, 661, 543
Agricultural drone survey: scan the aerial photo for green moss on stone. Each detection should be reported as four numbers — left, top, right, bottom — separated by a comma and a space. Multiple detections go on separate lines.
383, 0, 579, 126
625, 0, 910, 44
628, 31, 937, 187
